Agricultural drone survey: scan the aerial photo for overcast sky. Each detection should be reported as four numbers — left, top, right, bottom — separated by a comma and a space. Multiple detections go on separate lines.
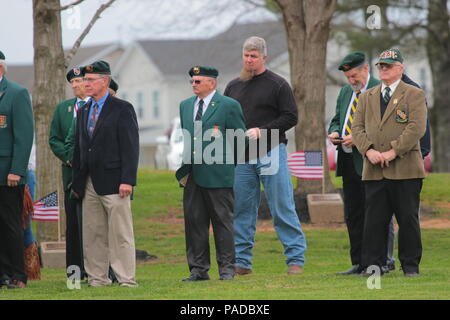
0, 0, 277, 65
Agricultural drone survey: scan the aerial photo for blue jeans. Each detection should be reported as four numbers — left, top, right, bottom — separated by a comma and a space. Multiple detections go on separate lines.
233, 143, 307, 269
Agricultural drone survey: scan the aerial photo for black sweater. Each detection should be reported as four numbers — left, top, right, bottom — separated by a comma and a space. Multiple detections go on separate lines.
224, 69, 298, 159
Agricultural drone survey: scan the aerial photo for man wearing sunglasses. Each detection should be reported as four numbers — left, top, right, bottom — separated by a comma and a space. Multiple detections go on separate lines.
71, 60, 139, 287
176, 66, 246, 281
352, 49, 427, 277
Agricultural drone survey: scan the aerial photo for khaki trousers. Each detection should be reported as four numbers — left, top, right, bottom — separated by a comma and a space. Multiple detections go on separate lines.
82, 177, 136, 286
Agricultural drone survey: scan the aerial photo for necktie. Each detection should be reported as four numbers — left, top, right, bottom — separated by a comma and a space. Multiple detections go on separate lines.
75, 100, 85, 116
88, 103, 98, 137
383, 87, 391, 104
195, 99, 204, 121
344, 90, 361, 136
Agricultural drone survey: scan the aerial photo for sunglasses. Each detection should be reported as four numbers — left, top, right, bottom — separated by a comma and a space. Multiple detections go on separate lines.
189, 79, 212, 85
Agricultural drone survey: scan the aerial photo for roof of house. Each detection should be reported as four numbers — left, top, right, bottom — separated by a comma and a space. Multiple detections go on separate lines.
6, 43, 124, 92
137, 20, 287, 76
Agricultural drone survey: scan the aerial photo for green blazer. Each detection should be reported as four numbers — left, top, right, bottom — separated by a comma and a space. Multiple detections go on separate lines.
49, 98, 77, 191
175, 91, 246, 188
0, 77, 34, 185
328, 76, 380, 176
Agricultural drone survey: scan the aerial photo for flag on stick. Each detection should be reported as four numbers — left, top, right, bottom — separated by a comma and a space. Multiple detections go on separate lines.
288, 150, 324, 180
32, 191, 59, 221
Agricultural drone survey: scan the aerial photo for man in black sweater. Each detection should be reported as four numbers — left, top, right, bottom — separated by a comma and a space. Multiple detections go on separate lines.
224, 36, 307, 275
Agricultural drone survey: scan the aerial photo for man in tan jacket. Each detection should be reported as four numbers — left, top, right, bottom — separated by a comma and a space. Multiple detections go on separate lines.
352, 48, 426, 277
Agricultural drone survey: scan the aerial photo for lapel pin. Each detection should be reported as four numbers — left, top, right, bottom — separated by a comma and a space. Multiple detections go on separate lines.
211, 102, 216, 107
393, 99, 398, 105
68, 106, 72, 113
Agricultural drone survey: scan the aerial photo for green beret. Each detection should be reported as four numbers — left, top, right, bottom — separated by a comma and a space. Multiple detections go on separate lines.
109, 78, 119, 93
66, 67, 84, 82
188, 66, 219, 78
376, 48, 404, 65
0, 51, 5, 60
82, 60, 111, 75
338, 52, 366, 71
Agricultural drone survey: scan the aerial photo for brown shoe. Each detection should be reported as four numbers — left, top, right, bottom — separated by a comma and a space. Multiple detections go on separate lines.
287, 264, 303, 275
7, 280, 27, 289
235, 266, 252, 275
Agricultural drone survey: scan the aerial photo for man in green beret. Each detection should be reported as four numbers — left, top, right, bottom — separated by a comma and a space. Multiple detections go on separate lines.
0, 50, 34, 289
72, 60, 139, 287
328, 52, 397, 275
49, 67, 90, 280
352, 48, 427, 277
176, 66, 246, 281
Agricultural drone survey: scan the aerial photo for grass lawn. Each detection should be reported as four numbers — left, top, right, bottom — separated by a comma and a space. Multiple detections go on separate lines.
1, 169, 449, 300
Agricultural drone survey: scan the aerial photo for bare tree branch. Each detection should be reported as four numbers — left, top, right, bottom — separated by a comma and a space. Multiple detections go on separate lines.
65, 0, 116, 66
59, 0, 85, 11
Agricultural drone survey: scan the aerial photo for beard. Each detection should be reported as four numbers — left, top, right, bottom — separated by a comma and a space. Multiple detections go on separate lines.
351, 81, 363, 92
239, 67, 256, 81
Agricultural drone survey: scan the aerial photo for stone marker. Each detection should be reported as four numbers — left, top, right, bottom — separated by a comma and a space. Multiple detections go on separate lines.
39, 242, 66, 269
306, 193, 344, 223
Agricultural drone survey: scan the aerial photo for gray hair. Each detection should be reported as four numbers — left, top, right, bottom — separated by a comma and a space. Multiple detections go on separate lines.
0, 60, 7, 74
243, 36, 267, 57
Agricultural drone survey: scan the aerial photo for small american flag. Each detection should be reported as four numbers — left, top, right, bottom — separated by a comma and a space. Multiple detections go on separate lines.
288, 151, 324, 180
32, 191, 59, 221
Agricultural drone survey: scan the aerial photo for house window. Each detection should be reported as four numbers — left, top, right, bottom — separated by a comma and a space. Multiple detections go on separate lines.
137, 91, 144, 120
153, 90, 160, 119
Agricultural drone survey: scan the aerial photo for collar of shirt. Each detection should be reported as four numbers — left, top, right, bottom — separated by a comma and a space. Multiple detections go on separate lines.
194, 90, 216, 119
381, 78, 401, 96
88, 92, 109, 123
74, 97, 91, 117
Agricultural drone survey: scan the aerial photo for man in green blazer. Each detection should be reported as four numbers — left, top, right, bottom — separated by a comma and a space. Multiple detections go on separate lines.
352, 49, 427, 277
176, 66, 246, 281
0, 50, 34, 289
49, 67, 90, 279
328, 52, 395, 275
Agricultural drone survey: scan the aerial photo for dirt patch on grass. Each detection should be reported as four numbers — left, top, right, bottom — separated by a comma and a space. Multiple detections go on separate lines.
152, 205, 450, 230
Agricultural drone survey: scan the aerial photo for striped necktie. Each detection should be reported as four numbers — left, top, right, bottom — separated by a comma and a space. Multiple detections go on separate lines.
87, 103, 99, 137
195, 99, 204, 121
383, 87, 391, 104
344, 90, 361, 136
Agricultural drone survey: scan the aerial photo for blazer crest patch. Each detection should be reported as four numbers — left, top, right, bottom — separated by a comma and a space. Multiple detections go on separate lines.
395, 108, 408, 123
0, 115, 7, 128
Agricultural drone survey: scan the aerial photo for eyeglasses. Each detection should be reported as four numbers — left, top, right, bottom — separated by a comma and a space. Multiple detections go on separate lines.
189, 79, 212, 85
83, 76, 105, 83
377, 63, 396, 70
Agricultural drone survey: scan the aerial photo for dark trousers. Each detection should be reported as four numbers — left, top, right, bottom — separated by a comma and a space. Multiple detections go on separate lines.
341, 153, 365, 266
362, 179, 423, 273
0, 185, 27, 283
64, 191, 86, 279
183, 176, 235, 277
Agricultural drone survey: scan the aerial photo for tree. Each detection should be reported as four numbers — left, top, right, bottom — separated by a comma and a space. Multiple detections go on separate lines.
32, 0, 115, 241
426, 0, 450, 172
274, 0, 337, 194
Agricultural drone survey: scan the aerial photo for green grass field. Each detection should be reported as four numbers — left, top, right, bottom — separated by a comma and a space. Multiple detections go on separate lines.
1, 170, 449, 300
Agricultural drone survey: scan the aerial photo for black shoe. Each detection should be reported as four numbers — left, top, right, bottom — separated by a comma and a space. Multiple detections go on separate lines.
336, 265, 363, 275
219, 274, 234, 281
387, 263, 395, 271
381, 265, 390, 274
182, 274, 210, 282
360, 267, 385, 277
7, 280, 27, 289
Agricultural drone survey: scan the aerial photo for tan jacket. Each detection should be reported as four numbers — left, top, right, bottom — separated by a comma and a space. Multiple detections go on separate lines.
352, 80, 427, 181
